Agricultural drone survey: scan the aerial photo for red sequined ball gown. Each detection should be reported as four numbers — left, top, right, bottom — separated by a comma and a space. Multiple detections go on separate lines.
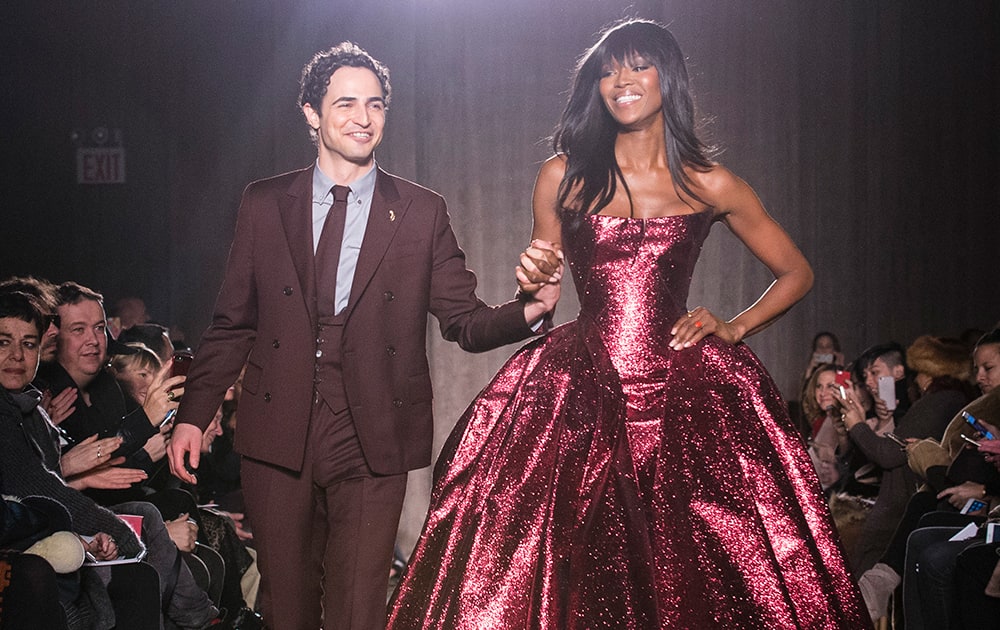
388, 210, 870, 629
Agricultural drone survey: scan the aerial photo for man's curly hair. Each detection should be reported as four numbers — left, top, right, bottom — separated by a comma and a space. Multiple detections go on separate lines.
298, 42, 392, 143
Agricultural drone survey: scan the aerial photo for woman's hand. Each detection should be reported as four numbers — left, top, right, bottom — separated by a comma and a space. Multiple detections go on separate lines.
142, 431, 168, 463
67, 461, 147, 490
669, 306, 743, 350
834, 382, 867, 431
83, 532, 119, 561
60, 434, 124, 477
516, 239, 563, 294
142, 362, 186, 427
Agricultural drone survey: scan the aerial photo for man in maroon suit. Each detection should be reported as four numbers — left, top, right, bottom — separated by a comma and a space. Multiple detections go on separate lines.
167, 43, 560, 629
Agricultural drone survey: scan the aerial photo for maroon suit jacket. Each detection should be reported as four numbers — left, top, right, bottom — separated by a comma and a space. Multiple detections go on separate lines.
176, 165, 534, 474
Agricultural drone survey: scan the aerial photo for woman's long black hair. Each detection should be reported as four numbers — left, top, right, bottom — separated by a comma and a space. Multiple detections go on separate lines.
553, 19, 714, 215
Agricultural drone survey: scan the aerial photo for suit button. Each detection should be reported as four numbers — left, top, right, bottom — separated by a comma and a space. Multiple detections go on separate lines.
385, 345, 396, 357
264, 393, 272, 402
383, 291, 394, 302
392, 398, 403, 408
272, 339, 280, 348
316, 350, 323, 358
283, 286, 294, 296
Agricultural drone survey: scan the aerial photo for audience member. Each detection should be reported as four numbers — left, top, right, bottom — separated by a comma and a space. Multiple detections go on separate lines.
119, 322, 174, 366
0, 275, 60, 365
804, 363, 849, 490
0, 290, 219, 628
109, 296, 150, 334
856, 330, 1000, 622
35, 282, 183, 504
804, 331, 846, 382
841, 335, 974, 575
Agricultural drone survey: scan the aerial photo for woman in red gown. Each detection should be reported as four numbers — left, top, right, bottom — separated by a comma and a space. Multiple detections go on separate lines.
389, 19, 870, 629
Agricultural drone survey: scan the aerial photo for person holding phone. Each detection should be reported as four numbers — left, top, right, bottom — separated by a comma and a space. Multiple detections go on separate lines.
802, 364, 851, 491
803, 331, 845, 382
839, 335, 977, 620
0, 289, 222, 628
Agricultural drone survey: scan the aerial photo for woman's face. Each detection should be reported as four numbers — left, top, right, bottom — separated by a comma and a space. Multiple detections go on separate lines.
599, 55, 663, 129
974, 343, 1000, 395
0, 317, 41, 391
814, 370, 839, 412
115, 362, 156, 403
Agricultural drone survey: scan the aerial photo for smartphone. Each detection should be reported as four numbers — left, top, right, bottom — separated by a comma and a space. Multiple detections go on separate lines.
834, 370, 851, 398
885, 432, 907, 447
961, 497, 988, 514
170, 350, 194, 379
814, 352, 834, 364
877, 375, 897, 411
960, 433, 981, 447
159, 409, 176, 429
963, 411, 995, 440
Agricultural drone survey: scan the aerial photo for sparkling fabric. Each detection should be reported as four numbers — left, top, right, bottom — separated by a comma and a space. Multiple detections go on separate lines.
388, 211, 870, 629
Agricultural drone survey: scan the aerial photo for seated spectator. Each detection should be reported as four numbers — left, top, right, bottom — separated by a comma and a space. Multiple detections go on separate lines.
108, 343, 163, 406
0, 275, 60, 366
118, 322, 174, 366
803, 363, 849, 490
804, 331, 846, 382
35, 282, 184, 505
856, 330, 1000, 622
864, 342, 916, 429
0, 290, 219, 628
841, 335, 974, 576
108, 296, 150, 338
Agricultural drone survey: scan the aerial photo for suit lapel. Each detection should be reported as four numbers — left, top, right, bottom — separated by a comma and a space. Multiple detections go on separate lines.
278, 166, 318, 324
345, 168, 408, 319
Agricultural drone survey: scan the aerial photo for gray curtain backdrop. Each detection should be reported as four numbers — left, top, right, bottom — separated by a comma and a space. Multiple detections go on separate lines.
3, 1, 998, 550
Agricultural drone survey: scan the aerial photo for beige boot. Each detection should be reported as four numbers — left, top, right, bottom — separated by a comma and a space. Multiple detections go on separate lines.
858, 562, 901, 622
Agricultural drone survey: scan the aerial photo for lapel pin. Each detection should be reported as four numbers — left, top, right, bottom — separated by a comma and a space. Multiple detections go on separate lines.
389, 210, 396, 222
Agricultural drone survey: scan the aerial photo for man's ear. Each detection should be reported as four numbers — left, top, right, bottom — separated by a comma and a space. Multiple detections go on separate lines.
892, 364, 905, 380
302, 103, 320, 130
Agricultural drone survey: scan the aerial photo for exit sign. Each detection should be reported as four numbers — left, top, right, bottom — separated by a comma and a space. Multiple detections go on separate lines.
77, 147, 126, 184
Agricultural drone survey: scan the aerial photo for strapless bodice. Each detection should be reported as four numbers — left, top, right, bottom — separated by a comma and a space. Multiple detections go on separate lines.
562, 210, 715, 375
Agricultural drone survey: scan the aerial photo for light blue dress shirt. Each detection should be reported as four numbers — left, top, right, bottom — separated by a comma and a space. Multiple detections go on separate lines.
311, 162, 376, 316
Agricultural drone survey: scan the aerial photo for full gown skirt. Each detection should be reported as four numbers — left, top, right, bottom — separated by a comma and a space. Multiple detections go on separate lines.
388, 210, 870, 629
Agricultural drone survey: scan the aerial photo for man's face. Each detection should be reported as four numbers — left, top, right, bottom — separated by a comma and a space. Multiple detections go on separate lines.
864, 357, 903, 394
56, 299, 108, 387
303, 66, 386, 171
0, 317, 41, 391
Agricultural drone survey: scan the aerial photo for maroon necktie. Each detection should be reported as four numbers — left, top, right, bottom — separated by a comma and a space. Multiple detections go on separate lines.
315, 185, 351, 317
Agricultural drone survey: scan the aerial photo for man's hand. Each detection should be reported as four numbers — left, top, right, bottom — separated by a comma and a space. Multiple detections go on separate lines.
167, 422, 203, 484
44, 387, 78, 425
164, 513, 198, 552
872, 396, 894, 425
937, 481, 988, 510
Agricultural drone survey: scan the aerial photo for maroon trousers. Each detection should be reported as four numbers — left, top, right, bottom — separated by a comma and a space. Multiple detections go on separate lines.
242, 399, 407, 630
